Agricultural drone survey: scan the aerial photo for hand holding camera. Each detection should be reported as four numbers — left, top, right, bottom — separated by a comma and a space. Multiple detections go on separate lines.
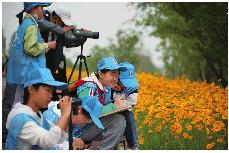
47, 41, 57, 49
73, 138, 85, 150
63, 25, 75, 32
59, 96, 72, 117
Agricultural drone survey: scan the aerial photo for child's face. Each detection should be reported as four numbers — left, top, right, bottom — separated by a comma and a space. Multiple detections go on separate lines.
30, 85, 53, 108
99, 70, 119, 88
35, 6, 44, 19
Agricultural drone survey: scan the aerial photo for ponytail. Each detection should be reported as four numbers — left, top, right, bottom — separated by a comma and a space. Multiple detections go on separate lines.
16, 9, 25, 25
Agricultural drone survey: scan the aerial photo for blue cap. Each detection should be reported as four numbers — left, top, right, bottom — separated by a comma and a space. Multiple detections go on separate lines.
80, 96, 104, 129
24, 2, 52, 12
119, 62, 138, 89
96, 57, 120, 71
23, 68, 68, 90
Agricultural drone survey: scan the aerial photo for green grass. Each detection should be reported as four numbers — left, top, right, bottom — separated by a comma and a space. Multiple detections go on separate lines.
136, 112, 228, 150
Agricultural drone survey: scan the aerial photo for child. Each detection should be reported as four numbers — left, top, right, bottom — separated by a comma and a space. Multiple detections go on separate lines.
2, 2, 56, 144
68, 56, 126, 150
5, 68, 71, 150
43, 96, 104, 150
108, 62, 139, 150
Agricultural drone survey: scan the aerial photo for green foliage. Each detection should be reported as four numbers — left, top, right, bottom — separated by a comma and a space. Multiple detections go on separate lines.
131, 2, 228, 87
87, 29, 160, 73
65, 57, 74, 68
136, 112, 227, 150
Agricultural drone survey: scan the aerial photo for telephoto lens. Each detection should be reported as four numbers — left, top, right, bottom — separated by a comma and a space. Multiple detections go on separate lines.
72, 29, 99, 39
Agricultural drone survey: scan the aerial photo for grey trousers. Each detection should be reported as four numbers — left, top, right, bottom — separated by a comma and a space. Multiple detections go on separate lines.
80, 113, 126, 150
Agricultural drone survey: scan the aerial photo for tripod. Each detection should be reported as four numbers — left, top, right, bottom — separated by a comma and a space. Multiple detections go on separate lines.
67, 44, 91, 85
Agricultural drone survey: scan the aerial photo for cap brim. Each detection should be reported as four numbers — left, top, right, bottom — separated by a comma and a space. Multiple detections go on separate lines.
98, 65, 122, 71
91, 115, 104, 129
43, 80, 68, 90
39, 3, 52, 7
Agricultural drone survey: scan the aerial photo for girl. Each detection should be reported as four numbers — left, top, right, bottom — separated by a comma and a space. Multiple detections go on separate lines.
68, 56, 126, 150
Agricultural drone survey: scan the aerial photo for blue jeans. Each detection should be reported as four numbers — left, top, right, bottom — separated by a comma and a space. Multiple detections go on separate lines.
121, 110, 138, 149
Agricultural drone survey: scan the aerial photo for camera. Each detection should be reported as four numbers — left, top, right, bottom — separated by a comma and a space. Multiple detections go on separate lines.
57, 97, 82, 115
72, 29, 99, 39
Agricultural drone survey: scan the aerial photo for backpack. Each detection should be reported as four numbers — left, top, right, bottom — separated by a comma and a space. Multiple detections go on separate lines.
69, 79, 105, 105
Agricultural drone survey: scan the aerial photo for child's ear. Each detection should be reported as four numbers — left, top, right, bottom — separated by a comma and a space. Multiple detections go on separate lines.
28, 86, 36, 94
98, 71, 103, 79
78, 106, 82, 114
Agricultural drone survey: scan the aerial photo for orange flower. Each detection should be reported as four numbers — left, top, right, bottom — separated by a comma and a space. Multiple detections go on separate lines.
217, 138, 223, 143
206, 142, 215, 149
171, 122, 183, 134
186, 124, 192, 131
208, 136, 213, 140
188, 136, 193, 140
138, 135, 144, 145
195, 124, 203, 130
212, 121, 225, 133
155, 125, 162, 132
183, 133, 189, 139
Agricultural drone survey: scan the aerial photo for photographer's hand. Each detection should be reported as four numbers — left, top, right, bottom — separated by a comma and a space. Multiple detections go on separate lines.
59, 96, 72, 116
73, 138, 85, 150
81, 28, 91, 32
47, 41, 57, 49
56, 96, 72, 130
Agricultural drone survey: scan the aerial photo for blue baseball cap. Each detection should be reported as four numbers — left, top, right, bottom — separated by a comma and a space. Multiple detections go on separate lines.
80, 96, 104, 129
23, 68, 68, 90
24, 2, 52, 12
119, 62, 139, 89
96, 57, 121, 71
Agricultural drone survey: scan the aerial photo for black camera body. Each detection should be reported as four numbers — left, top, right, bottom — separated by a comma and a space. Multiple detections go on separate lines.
57, 97, 81, 115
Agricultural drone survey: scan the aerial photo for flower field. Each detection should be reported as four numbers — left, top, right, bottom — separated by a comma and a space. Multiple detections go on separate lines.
135, 72, 228, 149
66, 68, 228, 149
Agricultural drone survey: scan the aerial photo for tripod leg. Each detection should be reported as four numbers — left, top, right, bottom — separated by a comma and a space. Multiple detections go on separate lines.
68, 57, 80, 84
83, 57, 90, 77
69, 112, 73, 150
78, 59, 83, 80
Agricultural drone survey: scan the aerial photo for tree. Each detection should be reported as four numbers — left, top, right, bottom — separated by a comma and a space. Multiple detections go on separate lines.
131, 2, 228, 87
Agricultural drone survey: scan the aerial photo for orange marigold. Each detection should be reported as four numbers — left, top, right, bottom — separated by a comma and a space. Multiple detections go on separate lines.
217, 138, 224, 143
183, 133, 189, 139
206, 142, 215, 149
186, 124, 192, 131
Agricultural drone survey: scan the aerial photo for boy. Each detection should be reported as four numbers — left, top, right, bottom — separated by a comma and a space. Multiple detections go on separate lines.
5, 68, 71, 149
43, 96, 104, 150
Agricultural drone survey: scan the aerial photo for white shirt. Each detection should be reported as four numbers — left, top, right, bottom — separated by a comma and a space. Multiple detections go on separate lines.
6, 103, 68, 149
